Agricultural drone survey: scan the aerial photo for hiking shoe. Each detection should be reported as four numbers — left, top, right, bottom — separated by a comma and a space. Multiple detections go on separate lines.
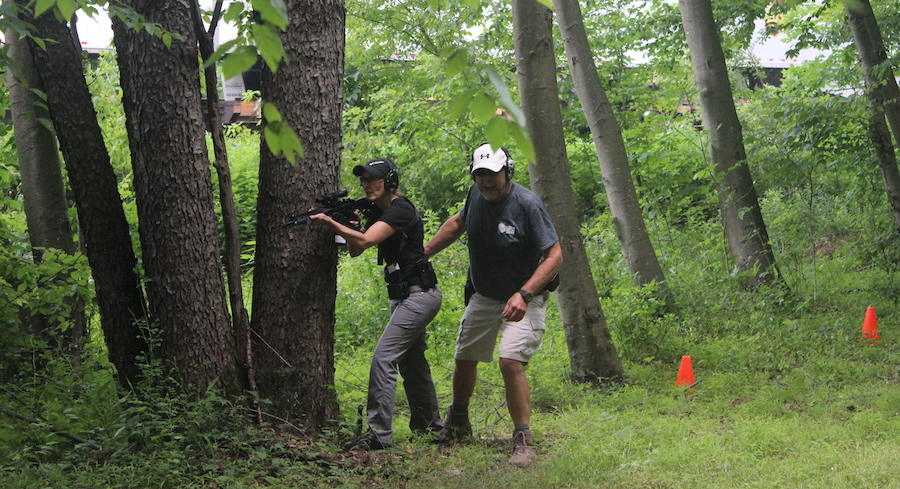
508, 430, 536, 468
344, 435, 389, 451
439, 406, 473, 442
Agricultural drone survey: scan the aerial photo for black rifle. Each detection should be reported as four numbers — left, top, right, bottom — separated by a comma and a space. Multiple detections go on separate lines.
283, 189, 374, 228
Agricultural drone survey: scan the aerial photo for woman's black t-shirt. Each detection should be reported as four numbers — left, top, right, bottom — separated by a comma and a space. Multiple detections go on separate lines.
370, 197, 425, 281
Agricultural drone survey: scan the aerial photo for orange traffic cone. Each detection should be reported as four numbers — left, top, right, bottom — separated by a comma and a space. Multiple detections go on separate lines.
676, 355, 695, 388
862, 306, 880, 344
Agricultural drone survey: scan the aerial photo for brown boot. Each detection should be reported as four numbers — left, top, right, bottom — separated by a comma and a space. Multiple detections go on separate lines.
508, 429, 536, 468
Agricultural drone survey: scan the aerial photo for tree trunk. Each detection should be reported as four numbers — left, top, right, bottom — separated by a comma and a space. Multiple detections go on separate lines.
6, 17, 72, 259
845, 0, 900, 230
512, 0, 624, 384
112, 0, 241, 395
250, 0, 344, 429
190, 0, 254, 400
5, 4, 72, 341
15, 2, 148, 383
679, 0, 782, 288
553, 0, 674, 313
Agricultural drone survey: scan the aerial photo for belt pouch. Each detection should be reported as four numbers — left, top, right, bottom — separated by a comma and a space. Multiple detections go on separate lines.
416, 260, 438, 289
384, 263, 409, 300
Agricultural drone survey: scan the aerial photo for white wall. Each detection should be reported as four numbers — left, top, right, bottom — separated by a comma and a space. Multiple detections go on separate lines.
76, 2, 238, 52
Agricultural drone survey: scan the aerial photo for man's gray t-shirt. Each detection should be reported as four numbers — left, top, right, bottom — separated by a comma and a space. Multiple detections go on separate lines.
460, 182, 559, 301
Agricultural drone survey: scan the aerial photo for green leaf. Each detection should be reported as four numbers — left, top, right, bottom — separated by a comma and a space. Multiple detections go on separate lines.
449, 89, 476, 120
486, 68, 526, 126
251, 0, 288, 30
221, 46, 258, 80
264, 122, 304, 164
264, 125, 282, 155
35, 0, 56, 18
223, 1, 245, 23
31, 36, 47, 51
30, 88, 48, 102
204, 39, 240, 69
77, 0, 97, 16
462, 0, 479, 7
161, 32, 172, 49
262, 102, 282, 123
261, 103, 304, 164
534, 0, 552, 10
485, 116, 509, 147
38, 117, 54, 132
57, 0, 76, 21
438, 45, 456, 58
510, 123, 534, 163
269, 0, 289, 28
471, 92, 496, 124
278, 125, 304, 163
444, 47, 468, 78
252, 24, 286, 71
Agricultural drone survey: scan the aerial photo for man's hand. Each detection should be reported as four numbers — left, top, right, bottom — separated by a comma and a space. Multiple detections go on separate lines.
502, 292, 528, 322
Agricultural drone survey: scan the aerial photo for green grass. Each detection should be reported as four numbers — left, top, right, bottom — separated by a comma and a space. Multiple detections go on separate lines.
324, 301, 900, 489
336, 331, 900, 489
4, 241, 900, 488
322, 242, 900, 489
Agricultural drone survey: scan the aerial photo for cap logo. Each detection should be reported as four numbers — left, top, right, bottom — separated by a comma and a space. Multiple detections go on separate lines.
480, 153, 491, 159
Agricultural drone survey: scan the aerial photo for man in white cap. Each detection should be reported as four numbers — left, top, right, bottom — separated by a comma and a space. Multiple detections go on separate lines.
425, 143, 562, 468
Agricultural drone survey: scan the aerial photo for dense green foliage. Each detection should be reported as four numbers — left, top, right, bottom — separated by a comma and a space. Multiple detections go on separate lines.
3, 0, 900, 486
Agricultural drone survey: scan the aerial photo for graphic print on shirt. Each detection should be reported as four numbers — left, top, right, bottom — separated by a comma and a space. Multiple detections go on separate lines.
498, 222, 517, 235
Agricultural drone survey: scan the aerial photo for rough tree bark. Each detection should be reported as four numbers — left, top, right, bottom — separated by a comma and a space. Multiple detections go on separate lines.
250, 0, 344, 429
190, 0, 254, 402
679, 0, 782, 288
15, 2, 147, 383
512, 0, 624, 384
112, 0, 241, 394
553, 0, 674, 312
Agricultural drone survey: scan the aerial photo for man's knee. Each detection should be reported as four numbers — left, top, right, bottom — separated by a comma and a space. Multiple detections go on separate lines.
455, 359, 478, 375
498, 357, 525, 376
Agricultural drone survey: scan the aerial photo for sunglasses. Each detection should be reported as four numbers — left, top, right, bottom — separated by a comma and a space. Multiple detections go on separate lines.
359, 175, 383, 185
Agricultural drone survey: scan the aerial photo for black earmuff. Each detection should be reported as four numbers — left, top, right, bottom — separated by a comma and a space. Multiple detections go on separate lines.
504, 148, 515, 179
382, 158, 399, 192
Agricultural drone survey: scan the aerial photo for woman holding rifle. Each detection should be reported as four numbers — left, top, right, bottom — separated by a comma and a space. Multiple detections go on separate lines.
310, 157, 443, 450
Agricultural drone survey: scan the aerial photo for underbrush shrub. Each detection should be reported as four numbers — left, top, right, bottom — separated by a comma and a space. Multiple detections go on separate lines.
215, 124, 262, 270
603, 283, 677, 363
862, 227, 900, 301
2, 340, 346, 489
334, 253, 389, 352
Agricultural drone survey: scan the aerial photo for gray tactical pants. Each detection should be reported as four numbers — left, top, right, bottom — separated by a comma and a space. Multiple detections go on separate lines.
368, 285, 443, 445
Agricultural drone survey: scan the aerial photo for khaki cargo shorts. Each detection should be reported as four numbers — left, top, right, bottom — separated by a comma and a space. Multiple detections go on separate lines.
455, 291, 548, 364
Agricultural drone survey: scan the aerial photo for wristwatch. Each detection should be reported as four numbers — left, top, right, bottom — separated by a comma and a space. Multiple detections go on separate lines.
518, 289, 533, 303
